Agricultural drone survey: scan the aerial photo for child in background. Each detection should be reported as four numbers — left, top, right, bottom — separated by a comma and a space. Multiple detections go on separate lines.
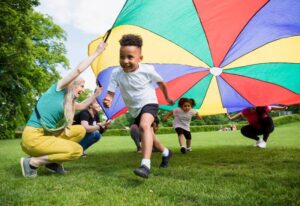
163, 98, 201, 154
103, 34, 174, 178
227, 105, 288, 148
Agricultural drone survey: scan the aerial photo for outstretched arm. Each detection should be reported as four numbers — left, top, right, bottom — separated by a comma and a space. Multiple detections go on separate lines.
195, 112, 202, 120
163, 111, 173, 121
57, 41, 107, 90
75, 86, 102, 111
157, 81, 174, 105
271, 105, 288, 111
226, 112, 243, 120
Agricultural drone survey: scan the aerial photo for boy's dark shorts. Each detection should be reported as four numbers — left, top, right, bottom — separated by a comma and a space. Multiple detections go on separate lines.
175, 127, 192, 140
133, 104, 159, 126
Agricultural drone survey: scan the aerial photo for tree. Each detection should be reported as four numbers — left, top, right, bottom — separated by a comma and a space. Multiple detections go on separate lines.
0, 0, 69, 139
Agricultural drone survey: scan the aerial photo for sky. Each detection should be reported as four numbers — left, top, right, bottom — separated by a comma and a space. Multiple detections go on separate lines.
36, 0, 126, 89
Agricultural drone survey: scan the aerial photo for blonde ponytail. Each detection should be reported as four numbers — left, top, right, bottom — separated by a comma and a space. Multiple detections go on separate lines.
64, 76, 84, 125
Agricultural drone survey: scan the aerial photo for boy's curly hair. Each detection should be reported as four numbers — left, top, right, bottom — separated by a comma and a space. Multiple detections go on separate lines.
119, 34, 143, 48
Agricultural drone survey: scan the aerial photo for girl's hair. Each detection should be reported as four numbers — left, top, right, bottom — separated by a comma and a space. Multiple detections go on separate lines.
64, 76, 85, 125
119, 34, 143, 48
178, 98, 196, 108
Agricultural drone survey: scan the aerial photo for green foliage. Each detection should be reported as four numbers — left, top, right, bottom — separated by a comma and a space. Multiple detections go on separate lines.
103, 114, 300, 136
0, 0, 69, 139
77, 88, 92, 102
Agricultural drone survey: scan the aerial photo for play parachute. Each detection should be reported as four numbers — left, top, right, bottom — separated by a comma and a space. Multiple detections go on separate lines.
88, 0, 300, 119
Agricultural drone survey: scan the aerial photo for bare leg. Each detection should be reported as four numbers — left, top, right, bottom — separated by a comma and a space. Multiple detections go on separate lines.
139, 113, 154, 159
186, 139, 191, 148
178, 134, 185, 147
29, 156, 50, 167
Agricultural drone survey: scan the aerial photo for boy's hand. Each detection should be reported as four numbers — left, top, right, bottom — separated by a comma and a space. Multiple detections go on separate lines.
103, 96, 112, 108
94, 86, 102, 96
166, 98, 174, 105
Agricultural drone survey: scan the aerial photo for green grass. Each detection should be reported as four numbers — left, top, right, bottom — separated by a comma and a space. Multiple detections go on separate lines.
1, 122, 299, 206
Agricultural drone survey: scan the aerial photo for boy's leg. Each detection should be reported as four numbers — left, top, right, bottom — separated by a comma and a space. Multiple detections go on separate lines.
139, 113, 154, 160
130, 124, 142, 152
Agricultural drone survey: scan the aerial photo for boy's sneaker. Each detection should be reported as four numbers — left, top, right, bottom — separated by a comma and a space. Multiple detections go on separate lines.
45, 163, 66, 174
20, 157, 37, 178
186, 147, 192, 152
160, 149, 172, 168
180, 147, 186, 154
133, 165, 150, 178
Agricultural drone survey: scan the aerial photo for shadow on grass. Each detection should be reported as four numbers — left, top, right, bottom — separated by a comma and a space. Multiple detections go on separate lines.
8, 146, 300, 181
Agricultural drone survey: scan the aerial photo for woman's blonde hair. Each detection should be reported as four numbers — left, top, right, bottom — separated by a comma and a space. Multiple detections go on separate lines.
64, 76, 85, 125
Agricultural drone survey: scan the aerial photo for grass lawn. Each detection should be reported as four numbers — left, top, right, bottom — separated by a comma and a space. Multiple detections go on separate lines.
0, 122, 299, 206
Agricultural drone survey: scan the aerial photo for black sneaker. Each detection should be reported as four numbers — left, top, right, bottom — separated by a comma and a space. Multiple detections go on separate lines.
133, 165, 150, 178
180, 147, 186, 154
160, 149, 172, 168
45, 163, 66, 174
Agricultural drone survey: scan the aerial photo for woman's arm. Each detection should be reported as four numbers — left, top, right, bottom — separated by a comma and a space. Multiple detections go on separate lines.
226, 112, 243, 120
57, 41, 107, 90
75, 86, 102, 111
81, 120, 101, 133
270, 105, 288, 111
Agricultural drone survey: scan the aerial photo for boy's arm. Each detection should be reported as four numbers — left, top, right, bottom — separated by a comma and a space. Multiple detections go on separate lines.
157, 81, 174, 105
103, 91, 115, 108
163, 111, 173, 121
226, 112, 243, 120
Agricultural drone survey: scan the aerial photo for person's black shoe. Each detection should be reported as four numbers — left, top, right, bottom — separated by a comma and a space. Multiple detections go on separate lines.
133, 165, 150, 178
160, 149, 172, 168
45, 163, 66, 174
180, 147, 186, 154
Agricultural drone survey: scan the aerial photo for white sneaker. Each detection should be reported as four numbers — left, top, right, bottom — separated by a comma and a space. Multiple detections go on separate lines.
257, 140, 267, 149
255, 138, 263, 147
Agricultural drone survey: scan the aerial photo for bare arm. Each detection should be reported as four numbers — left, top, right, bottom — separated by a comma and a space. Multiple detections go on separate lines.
81, 120, 100, 133
103, 91, 115, 108
270, 105, 288, 111
195, 112, 202, 120
157, 81, 174, 105
162, 111, 173, 121
57, 41, 107, 90
226, 112, 243, 120
75, 86, 102, 111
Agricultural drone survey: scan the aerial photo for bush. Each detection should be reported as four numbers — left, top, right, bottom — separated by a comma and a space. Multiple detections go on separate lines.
10, 114, 300, 138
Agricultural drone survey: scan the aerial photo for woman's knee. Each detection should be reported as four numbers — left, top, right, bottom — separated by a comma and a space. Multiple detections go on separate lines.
93, 131, 101, 141
68, 144, 83, 160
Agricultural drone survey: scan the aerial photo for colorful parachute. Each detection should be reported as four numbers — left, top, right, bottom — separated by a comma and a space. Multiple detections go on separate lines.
88, 0, 300, 119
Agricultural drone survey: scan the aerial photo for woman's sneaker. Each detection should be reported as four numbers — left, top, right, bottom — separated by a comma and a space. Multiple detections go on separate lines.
45, 163, 66, 174
186, 147, 192, 152
20, 157, 37, 178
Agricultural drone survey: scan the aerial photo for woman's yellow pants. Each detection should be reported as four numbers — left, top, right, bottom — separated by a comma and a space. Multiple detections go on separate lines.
21, 125, 85, 163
